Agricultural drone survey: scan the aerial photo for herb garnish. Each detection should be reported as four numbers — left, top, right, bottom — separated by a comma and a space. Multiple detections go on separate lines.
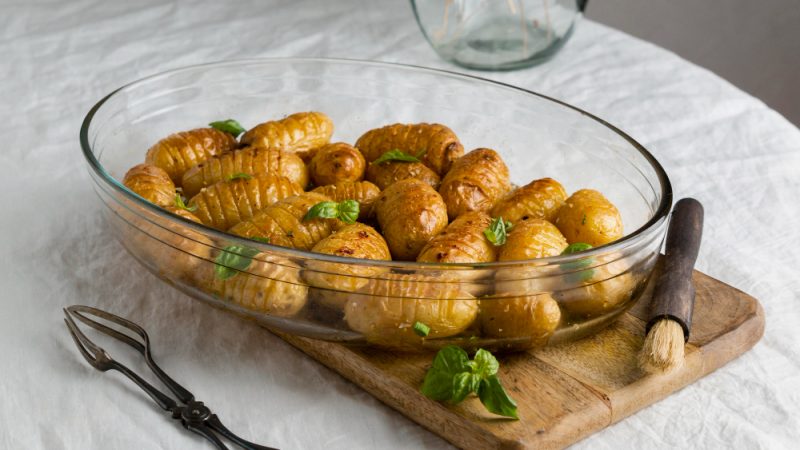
483, 217, 512, 246
174, 193, 198, 212
413, 321, 431, 337
561, 242, 594, 282
372, 149, 426, 165
227, 172, 253, 181
214, 245, 260, 280
303, 200, 360, 224
209, 119, 246, 137
421, 346, 518, 419
250, 236, 271, 244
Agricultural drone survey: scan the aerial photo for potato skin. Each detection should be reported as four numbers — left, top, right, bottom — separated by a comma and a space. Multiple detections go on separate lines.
311, 181, 381, 220
145, 128, 237, 184
498, 218, 568, 262
344, 274, 477, 347
491, 178, 567, 224
240, 111, 333, 161
305, 223, 391, 310
555, 264, 637, 318
555, 189, 623, 246
308, 142, 365, 186
181, 147, 309, 198
417, 211, 496, 264
122, 163, 176, 207
374, 178, 449, 261
366, 160, 440, 190
229, 192, 340, 250
479, 294, 561, 346
438, 148, 511, 220
188, 174, 303, 231
355, 123, 463, 175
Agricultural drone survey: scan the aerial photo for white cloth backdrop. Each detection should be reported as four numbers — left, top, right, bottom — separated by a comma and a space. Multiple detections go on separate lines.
2, 0, 799, 448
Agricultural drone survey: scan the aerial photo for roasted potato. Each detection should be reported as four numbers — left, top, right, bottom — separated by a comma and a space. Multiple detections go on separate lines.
307, 142, 366, 186
498, 218, 568, 262
199, 253, 307, 318
311, 181, 381, 220
355, 123, 463, 175
365, 160, 440, 190
491, 177, 567, 224
438, 148, 511, 220
555, 262, 638, 318
478, 294, 561, 347
229, 192, 341, 250
181, 146, 309, 198
374, 178, 448, 261
555, 189, 623, 246
305, 223, 391, 310
417, 211, 496, 264
145, 128, 237, 184
240, 111, 333, 161
344, 274, 478, 347
188, 174, 303, 231
122, 163, 176, 208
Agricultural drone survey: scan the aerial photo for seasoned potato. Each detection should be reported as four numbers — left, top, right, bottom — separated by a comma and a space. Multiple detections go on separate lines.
344, 274, 478, 347
311, 181, 381, 220
305, 223, 391, 310
240, 111, 333, 161
145, 128, 237, 184
307, 142, 365, 186
417, 211, 496, 264
365, 160, 440, 190
181, 147, 309, 198
478, 294, 561, 346
555, 189, 623, 246
438, 148, 511, 220
355, 123, 464, 175
199, 253, 307, 318
374, 178, 448, 261
188, 174, 303, 231
556, 262, 638, 318
229, 192, 340, 250
491, 177, 567, 224
122, 163, 175, 208
498, 218, 568, 262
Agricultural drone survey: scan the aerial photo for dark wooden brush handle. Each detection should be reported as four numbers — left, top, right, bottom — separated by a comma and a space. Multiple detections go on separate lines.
646, 198, 705, 340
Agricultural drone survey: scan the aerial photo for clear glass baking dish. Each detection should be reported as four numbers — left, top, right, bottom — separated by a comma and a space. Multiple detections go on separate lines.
80, 58, 671, 352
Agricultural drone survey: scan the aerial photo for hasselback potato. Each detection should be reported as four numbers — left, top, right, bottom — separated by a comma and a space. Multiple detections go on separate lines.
498, 218, 568, 262
491, 177, 567, 224
307, 142, 366, 186
438, 148, 511, 220
478, 294, 561, 346
417, 211, 496, 264
240, 111, 333, 161
365, 160, 440, 190
556, 262, 637, 318
311, 180, 381, 220
355, 123, 463, 175
145, 128, 237, 184
122, 163, 176, 208
555, 189, 624, 246
181, 146, 308, 197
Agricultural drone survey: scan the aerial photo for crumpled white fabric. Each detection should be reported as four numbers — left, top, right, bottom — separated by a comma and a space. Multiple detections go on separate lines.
1, 0, 799, 448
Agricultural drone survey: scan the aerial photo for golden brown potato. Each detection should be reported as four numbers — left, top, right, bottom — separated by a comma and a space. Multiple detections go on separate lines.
355, 123, 463, 175
491, 178, 567, 224
344, 274, 477, 347
365, 160, 441, 190
374, 178, 449, 261
307, 142, 365, 186
311, 181, 381, 220
555, 189, 623, 246
498, 218, 568, 262
240, 111, 333, 161
304, 223, 391, 310
417, 211, 496, 264
438, 148, 511, 220
122, 163, 176, 207
145, 128, 237, 184
188, 174, 303, 231
556, 262, 638, 318
229, 192, 340, 250
181, 146, 309, 198
198, 253, 307, 318
478, 294, 561, 346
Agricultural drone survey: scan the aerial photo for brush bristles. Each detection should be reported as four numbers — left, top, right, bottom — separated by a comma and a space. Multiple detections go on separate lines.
639, 319, 685, 374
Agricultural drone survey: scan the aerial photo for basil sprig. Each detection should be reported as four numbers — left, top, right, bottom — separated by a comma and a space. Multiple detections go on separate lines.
214, 245, 260, 280
174, 193, 198, 212
421, 346, 518, 419
372, 149, 426, 165
209, 119, 246, 137
483, 217, 512, 246
561, 242, 594, 282
303, 200, 359, 224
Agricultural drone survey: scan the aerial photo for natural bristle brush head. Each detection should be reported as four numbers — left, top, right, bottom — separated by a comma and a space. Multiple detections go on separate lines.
639, 319, 686, 374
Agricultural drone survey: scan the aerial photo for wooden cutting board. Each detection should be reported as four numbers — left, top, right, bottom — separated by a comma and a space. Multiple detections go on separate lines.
274, 260, 765, 449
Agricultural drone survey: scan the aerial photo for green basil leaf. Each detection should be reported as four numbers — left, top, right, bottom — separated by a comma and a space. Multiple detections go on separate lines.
561, 242, 594, 281
451, 372, 480, 404
250, 236, 271, 244
562, 243, 593, 255
372, 149, 422, 165
477, 375, 519, 419
413, 321, 430, 337
431, 345, 471, 375
337, 199, 360, 224
473, 349, 499, 378
174, 193, 198, 212
214, 245, 260, 280
209, 119, 246, 137
484, 217, 511, 246
303, 201, 340, 221
421, 371, 455, 402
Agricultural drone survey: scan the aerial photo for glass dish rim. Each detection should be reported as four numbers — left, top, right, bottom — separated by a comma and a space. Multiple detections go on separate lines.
80, 57, 673, 269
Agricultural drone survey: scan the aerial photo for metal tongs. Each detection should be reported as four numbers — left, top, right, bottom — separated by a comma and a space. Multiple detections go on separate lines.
63, 305, 277, 450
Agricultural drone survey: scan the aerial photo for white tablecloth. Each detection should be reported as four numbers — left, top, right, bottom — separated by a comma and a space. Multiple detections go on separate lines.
2, 1, 799, 448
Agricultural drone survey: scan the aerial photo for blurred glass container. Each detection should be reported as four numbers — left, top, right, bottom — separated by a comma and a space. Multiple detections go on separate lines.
412, 0, 586, 70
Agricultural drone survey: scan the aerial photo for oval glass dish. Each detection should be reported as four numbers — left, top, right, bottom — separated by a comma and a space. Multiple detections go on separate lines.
80, 58, 672, 352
